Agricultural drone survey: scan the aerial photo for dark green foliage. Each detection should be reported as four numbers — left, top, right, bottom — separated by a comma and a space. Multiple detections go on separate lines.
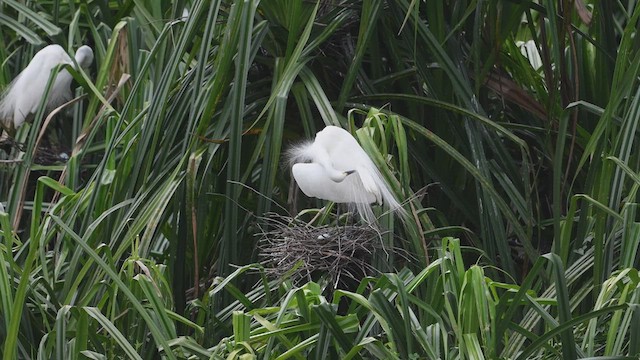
0, 0, 639, 358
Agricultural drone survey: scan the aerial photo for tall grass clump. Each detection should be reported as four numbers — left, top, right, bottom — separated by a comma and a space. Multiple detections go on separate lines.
0, 0, 639, 358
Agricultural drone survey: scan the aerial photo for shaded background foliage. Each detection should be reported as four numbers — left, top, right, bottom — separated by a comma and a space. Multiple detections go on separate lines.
0, 0, 639, 358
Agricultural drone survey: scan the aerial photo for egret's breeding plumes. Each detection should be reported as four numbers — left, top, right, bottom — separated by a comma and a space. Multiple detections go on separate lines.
288, 125, 405, 224
0, 44, 94, 134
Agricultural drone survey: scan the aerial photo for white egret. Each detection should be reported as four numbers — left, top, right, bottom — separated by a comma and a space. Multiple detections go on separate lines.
288, 125, 405, 224
0, 44, 94, 134
516, 40, 542, 70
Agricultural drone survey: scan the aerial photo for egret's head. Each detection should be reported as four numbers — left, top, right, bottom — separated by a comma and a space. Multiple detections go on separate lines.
75, 46, 94, 69
328, 169, 355, 183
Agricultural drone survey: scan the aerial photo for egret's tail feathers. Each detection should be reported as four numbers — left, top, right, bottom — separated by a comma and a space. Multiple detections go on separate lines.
368, 165, 409, 222
353, 202, 376, 226
356, 166, 382, 202
350, 165, 407, 225
287, 133, 408, 225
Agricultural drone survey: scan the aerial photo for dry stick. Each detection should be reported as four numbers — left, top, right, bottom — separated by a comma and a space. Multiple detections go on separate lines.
12, 96, 85, 230
51, 74, 131, 206
71, 75, 130, 154
307, 206, 327, 226
409, 189, 429, 265
13, 73, 130, 229
0, 159, 22, 164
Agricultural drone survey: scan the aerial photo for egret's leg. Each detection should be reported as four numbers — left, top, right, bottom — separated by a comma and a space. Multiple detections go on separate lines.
335, 204, 343, 259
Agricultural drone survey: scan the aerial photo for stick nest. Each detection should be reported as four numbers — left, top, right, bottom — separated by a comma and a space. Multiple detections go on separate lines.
0, 138, 69, 166
258, 213, 384, 287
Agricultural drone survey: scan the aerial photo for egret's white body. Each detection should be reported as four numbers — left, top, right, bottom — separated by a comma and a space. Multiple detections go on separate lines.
289, 125, 404, 223
0, 44, 94, 133
516, 40, 542, 70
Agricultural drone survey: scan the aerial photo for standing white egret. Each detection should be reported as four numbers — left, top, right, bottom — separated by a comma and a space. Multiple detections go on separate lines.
288, 125, 405, 224
0, 44, 94, 135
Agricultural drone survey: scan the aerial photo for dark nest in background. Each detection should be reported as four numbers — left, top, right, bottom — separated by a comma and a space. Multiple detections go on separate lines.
258, 213, 386, 288
0, 137, 69, 165
0, 137, 24, 156
33, 145, 69, 165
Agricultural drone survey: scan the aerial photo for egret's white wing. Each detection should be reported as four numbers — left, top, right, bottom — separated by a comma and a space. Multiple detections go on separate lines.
315, 126, 383, 202
19, 45, 71, 114
295, 125, 406, 222
0, 45, 72, 128
0, 74, 20, 128
292, 163, 376, 204
36, 46, 75, 113
47, 46, 94, 110
293, 162, 377, 223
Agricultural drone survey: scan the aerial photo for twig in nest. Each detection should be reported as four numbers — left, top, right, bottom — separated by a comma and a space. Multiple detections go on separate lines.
257, 213, 384, 288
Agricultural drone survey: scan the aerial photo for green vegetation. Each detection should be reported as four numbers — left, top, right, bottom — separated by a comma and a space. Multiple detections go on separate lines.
1, 0, 639, 358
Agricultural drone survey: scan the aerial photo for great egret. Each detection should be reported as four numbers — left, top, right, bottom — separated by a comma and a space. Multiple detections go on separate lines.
288, 125, 404, 224
0, 44, 94, 135
516, 40, 542, 70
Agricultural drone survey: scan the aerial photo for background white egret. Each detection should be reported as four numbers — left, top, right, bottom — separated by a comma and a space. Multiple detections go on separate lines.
0, 44, 94, 135
516, 40, 542, 70
288, 125, 405, 224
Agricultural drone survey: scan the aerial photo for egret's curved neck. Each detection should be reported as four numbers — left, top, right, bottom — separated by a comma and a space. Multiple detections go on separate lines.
74, 47, 94, 69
